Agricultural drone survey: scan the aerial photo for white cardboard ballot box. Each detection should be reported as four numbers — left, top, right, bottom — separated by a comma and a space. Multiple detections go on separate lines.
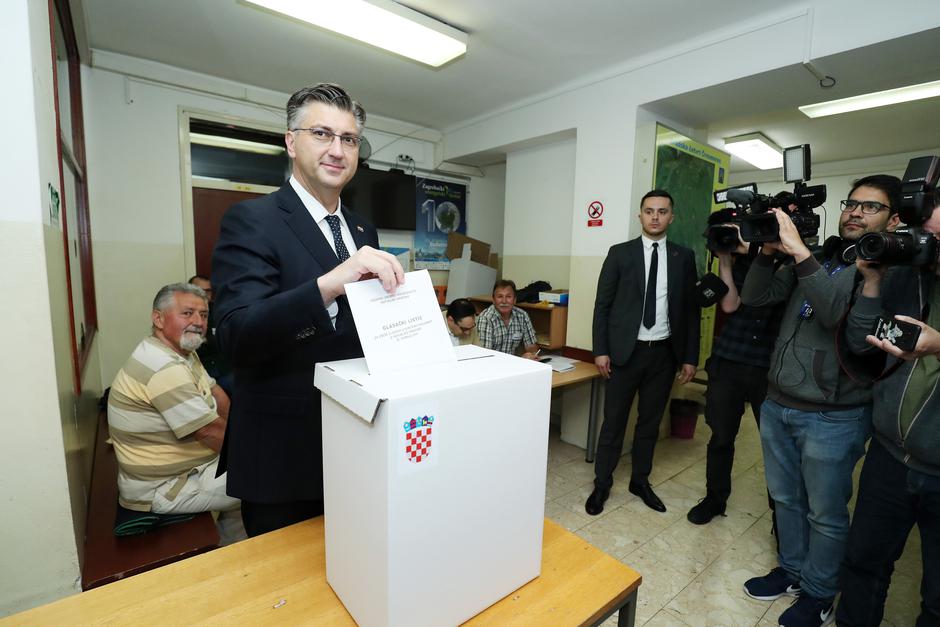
314, 344, 551, 627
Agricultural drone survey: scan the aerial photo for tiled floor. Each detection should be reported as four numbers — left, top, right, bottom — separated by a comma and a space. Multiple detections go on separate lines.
544, 404, 924, 626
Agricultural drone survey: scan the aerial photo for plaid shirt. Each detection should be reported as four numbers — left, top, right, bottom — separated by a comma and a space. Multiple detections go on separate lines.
478, 305, 538, 355
712, 256, 785, 369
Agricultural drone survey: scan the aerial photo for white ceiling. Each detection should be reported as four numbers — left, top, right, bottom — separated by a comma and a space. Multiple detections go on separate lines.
78, 0, 940, 167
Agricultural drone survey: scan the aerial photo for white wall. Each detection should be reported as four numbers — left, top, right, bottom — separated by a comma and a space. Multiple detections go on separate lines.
0, 0, 91, 615
501, 138, 576, 289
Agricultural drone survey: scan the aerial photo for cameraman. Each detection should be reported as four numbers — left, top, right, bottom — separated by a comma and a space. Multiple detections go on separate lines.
740, 175, 901, 627
687, 226, 784, 526
838, 186, 940, 626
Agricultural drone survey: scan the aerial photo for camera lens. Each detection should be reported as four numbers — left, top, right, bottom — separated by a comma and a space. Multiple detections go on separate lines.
856, 232, 888, 261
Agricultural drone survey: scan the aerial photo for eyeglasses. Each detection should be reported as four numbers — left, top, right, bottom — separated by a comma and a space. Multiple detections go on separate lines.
291, 127, 362, 150
840, 199, 890, 215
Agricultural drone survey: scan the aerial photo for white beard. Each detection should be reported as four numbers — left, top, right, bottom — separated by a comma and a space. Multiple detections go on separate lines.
179, 331, 205, 352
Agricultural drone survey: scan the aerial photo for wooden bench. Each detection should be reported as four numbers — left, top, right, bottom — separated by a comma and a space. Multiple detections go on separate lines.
82, 409, 220, 590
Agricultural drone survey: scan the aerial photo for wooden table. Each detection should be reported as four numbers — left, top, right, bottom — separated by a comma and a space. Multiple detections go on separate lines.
7, 517, 641, 627
551, 360, 603, 463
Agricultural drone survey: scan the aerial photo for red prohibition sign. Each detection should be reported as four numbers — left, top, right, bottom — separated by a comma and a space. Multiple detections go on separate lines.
588, 201, 604, 219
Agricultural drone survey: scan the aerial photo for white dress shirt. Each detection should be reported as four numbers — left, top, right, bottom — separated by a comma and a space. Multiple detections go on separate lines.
637, 234, 671, 341
289, 176, 359, 323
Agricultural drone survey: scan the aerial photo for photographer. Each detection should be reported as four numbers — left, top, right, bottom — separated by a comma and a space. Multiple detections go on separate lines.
739, 175, 901, 627
838, 166, 940, 626
687, 227, 784, 526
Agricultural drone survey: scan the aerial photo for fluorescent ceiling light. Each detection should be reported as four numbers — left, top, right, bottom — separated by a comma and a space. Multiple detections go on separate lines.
799, 79, 940, 118
190, 133, 285, 155
724, 133, 782, 170
244, 0, 468, 68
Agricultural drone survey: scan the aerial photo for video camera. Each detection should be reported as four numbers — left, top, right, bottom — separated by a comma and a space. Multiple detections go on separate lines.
856, 155, 940, 267
705, 145, 825, 252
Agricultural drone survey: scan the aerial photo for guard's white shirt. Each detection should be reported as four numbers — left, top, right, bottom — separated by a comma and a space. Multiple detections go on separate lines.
637, 234, 671, 341
289, 176, 358, 324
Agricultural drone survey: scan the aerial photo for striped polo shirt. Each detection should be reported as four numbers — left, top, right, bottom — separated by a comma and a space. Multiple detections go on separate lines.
108, 335, 218, 511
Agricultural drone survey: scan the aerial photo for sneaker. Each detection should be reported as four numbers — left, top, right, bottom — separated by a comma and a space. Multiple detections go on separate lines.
743, 567, 801, 601
686, 494, 726, 525
778, 593, 834, 627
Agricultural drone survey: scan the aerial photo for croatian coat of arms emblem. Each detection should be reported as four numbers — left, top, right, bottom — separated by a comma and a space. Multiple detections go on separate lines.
403, 415, 434, 463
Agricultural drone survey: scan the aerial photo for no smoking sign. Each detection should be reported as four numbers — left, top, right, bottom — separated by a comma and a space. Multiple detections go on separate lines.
587, 201, 604, 227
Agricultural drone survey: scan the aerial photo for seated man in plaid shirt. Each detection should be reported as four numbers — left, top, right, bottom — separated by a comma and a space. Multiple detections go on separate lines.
477, 279, 540, 358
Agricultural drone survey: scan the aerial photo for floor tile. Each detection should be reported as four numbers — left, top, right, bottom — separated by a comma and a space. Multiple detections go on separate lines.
542, 422, 921, 627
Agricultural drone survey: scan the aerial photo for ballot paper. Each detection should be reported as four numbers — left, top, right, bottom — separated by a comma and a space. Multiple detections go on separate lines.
344, 269, 456, 374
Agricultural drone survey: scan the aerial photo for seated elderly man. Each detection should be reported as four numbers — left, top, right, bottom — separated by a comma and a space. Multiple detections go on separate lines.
107, 282, 245, 543
477, 279, 540, 358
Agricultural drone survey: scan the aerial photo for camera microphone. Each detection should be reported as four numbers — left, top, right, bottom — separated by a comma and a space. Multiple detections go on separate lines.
726, 189, 756, 205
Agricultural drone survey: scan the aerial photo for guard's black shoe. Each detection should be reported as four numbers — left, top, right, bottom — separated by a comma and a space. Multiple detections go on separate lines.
629, 481, 666, 512
584, 488, 610, 516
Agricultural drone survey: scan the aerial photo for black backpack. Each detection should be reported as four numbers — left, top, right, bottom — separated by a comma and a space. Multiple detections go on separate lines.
515, 281, 552, 303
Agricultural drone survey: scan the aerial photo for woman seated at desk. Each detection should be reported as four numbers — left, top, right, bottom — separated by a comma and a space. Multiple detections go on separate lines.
443, 298, 478, 347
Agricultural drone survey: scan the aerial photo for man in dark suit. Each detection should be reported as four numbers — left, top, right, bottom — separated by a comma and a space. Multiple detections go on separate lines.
586, 189, 700, 515
211, 84, 404, 537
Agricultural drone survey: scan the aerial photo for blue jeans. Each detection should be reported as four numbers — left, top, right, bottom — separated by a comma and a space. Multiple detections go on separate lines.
759, 398, 871, 600
837, 438, 940, 626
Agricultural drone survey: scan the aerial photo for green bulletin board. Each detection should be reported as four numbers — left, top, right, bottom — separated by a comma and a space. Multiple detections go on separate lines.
653, 124, 730, 366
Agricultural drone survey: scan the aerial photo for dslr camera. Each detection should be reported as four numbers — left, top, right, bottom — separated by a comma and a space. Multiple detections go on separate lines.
856, 155, 940, 267
706, 145, 825, 251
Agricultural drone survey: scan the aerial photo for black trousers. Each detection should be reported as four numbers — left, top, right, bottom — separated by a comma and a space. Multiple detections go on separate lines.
594, 341, 676, 489
241, 499, 324, 537
703, 355, 769, 502
837, 438, 940, 627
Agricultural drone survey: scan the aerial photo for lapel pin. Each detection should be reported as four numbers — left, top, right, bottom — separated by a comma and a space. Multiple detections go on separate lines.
356, 225, 364, 232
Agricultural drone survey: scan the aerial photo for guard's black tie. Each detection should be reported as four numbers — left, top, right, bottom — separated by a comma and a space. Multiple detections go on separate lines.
643, 242, 658, 329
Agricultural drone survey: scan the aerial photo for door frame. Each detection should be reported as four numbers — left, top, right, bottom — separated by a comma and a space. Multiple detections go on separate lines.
177, 107, 286, 279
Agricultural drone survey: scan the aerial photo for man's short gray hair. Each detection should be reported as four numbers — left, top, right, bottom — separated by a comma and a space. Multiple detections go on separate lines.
152, 282, 207, 312
286, 83, 366, 133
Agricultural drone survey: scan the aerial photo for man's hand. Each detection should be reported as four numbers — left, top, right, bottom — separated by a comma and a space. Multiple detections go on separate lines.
855, 259, 887, 297
866, 315, 940, 360
521, 344, 541, 360
317, 245, 405, 304
771, 208, 811, 262
594, 355, 611, 379
676, 363, 696, 385
719, 223, 749, 256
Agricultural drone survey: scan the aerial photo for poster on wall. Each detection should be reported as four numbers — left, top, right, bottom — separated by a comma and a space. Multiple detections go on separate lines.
652, 123, 731, 366
414, 178, 467, 270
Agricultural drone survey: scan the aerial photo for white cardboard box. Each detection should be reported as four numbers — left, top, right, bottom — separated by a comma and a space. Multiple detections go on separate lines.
445, 242, 497, 302
315, 344, 551, 627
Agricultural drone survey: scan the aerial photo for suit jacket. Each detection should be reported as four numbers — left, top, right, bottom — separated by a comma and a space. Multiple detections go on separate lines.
592, 237, 700, 367
211, 183, 378, 503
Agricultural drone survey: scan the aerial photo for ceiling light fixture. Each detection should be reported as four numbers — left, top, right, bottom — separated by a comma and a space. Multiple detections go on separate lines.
243, 0, 468, 68
799, 79, 940, 118
723, 133, 783, 170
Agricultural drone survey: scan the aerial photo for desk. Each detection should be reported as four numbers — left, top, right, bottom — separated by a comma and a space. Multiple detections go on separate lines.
551, 360, 603, 463
8, 518, 641, 627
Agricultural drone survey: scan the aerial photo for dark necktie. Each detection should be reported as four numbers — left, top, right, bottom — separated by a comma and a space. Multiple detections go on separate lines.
325, 214, 350, 262
643, 242, 658, 329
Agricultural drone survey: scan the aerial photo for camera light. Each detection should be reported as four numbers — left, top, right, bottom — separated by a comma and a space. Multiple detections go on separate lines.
783, 145, 811, 184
